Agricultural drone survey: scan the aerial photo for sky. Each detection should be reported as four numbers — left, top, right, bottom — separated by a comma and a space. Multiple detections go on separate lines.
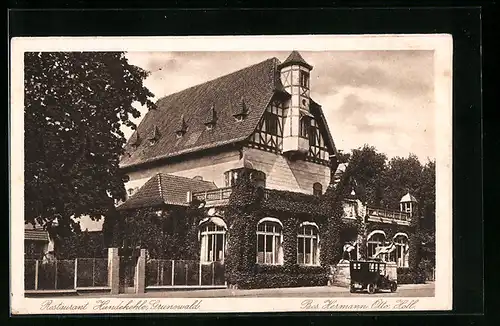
124, 50, 435, 163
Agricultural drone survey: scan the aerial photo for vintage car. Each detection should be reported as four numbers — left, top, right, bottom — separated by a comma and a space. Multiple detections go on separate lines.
349, 259, 397, 294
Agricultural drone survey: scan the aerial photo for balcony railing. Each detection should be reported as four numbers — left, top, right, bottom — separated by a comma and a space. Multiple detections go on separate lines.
192, 187, 233, 203
190, 188, 410, 223
366, 207, 410, 222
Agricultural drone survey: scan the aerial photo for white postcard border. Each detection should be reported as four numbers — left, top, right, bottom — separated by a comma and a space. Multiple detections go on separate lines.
10, 34, 453, 314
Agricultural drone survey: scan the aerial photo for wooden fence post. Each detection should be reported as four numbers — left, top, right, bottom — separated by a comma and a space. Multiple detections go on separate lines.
92, 258, 96, 287
54, 260, 58, 290
171, 260, 175, 286
198, 261, 202, 286
34, 260, 39, 290
160, 261, 164, 286
74, 259, 78, 289
211, 262, 215, 285
156, 260, 160, 286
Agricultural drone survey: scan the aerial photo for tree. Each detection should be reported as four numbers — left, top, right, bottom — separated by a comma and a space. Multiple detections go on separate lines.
346, 145, 387, 206
24, 52, 155, 238
381, 154, 423, 209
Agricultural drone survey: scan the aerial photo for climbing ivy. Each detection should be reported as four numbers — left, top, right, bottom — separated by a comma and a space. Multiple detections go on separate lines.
223, 167, 352, 289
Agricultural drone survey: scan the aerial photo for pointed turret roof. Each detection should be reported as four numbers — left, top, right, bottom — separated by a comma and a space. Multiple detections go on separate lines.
278, 50, 313, 70
400, 192, 418, 203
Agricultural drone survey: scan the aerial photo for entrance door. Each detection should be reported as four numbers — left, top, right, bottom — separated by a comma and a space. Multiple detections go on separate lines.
119, 255, 138, 293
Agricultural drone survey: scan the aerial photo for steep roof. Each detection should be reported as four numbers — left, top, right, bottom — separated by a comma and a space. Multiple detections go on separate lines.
278, 50, 313, 70
117, 173, 217, 210
120, 58, 285, 169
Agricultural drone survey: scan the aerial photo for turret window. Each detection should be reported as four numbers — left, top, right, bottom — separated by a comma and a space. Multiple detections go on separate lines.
299, 116, 310, 138
300, 70, 310, 88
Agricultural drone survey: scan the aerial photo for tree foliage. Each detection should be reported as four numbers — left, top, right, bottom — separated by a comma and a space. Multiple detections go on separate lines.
342, 145, 436, 272
24, 52, 155, 235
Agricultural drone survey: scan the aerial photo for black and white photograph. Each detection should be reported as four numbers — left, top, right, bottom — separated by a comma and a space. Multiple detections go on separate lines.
10, 35, 453, 313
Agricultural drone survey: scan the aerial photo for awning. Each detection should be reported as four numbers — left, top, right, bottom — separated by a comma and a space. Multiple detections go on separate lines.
299, 108, 314, 118
198, 216, 228, 229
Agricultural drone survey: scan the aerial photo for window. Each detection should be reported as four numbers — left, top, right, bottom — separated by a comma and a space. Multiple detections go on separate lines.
256, 218, 283, 265
249, 102, 284, 152
390, 234, 409, 267
367, 231, 386, 259
225, 168, 266, 188
264, 112, 279, 135
308, 121, 318, 146
300, 70, 310, 88
224, 169, 242, 187
297, 223, 320, 265
127, 187, 139, 199
313, 183, 323, 196
299, 116, 310, 138
250, 170, 266, 188
200, 221, 226, 263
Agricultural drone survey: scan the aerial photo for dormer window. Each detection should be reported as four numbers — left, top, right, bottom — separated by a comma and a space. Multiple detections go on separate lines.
130, 132, 140, 148
148, 125, 160, 145
232, 97, 249, 122
175, 115, 188, 138
204, 104, 217, 130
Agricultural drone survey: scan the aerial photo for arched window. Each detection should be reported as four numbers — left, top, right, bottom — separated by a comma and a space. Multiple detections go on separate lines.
297, 222, 320, 265
313, 183, 323, 196
250, 170, 266, 188
199, 218, 227, 263
391, 233, 409, 267
367, 230, 386, 259
256, 218, 283, 265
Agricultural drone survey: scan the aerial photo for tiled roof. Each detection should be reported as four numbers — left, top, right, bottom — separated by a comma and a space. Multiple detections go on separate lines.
120, 57, 285, 169
117, 173, 217, 210
25, 229, 49, 242
278, 50, 313, 70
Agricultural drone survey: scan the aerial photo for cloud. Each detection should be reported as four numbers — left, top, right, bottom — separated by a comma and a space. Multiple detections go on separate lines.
309, 50, 434, 100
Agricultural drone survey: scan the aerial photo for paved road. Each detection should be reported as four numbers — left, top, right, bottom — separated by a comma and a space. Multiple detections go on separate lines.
77, 283, 434, 298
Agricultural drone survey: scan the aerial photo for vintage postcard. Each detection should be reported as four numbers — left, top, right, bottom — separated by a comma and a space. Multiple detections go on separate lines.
10, 34, 452, 314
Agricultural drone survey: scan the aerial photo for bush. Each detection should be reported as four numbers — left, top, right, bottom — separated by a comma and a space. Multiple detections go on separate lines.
227, 265, 328, 289
397, 267, 426, 284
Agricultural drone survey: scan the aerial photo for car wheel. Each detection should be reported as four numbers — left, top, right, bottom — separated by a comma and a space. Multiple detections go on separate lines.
350, 286, 356, 293
367, 283, 375, 294
390, 282, 397, 293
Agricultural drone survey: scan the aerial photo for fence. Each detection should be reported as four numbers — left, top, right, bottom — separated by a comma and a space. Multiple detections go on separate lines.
145, 259, 226, 289
25, 258, 109, 291
75, 258, 109, 288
